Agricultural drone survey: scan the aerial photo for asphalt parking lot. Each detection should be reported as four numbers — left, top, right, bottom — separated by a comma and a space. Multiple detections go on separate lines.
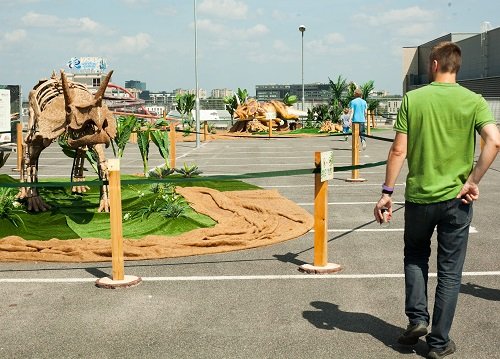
0, 128, 499, 358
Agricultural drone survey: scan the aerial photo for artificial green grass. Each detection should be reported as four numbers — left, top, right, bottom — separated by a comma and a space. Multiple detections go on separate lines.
0, 174, 260, 241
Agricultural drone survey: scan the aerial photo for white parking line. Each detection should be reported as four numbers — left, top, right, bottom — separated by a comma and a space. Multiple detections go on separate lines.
0, 271, 498, 283
310, 226, 478, 234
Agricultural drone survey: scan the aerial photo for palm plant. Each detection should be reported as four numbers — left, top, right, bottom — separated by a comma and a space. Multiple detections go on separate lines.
283, 93, 298, 106
328, 76, 349, 124
150, 129, 170, 167
136, 120, 151, 176
112, 115, 139, 158
175, 93, 196, 130
235, 88, 249, 105
224, 95, 239, 125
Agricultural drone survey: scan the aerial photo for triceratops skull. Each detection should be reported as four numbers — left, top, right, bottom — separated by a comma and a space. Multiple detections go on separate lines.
60, 70, 117, 149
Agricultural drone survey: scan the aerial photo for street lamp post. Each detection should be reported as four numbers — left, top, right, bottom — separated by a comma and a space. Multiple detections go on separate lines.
194, 0, 201, 148
299, 25, 306, 111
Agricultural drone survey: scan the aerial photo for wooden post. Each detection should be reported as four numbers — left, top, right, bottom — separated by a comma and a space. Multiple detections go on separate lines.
95, 158, 142, 289
15, 122, 22, 172
298, 152, 342, 274
366, 113, 371, 136
346, 123, 366, 182
268, 119, 272, 139
371, 110, 376, 128
169, 121, 176, 168
352, 123, 360, 179
313, 152, 328, 267
108, 159, 124, 281
203, 121, 208, 142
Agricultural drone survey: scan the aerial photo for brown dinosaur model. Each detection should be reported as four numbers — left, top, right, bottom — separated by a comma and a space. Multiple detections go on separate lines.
19, 70, 117, 212
231, 98, 306, 132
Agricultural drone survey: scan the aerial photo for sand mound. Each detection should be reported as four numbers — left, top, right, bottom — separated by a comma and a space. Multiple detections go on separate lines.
0, 187, 313, 262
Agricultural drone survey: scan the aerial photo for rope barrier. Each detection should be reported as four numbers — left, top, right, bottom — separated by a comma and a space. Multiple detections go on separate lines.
0, 160, 388, 189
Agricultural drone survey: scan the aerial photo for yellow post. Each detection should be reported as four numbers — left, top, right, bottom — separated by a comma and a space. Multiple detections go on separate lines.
203, 121, 208, 142
366, 112, 371, 136
480, 137, 485, 151
297, 151, 342, 274
15, 122, 23, 172
313, 152, 328, 267
346, 123, 366, 182
371, 110, 376, 128
352, 123, 360, 179
108, 159, 124, 281
268, 119, 272, 139
169, 121, 176, 168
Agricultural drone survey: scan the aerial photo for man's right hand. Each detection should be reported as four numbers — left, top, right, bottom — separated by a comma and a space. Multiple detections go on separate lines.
374, 194, 393, 224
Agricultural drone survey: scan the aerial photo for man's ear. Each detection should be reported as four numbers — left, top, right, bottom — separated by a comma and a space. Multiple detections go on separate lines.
431, 60, 439, 73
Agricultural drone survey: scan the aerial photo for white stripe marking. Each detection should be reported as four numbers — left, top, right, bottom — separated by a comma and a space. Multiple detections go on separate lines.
297, 201, 405, 206
311, 227, 477, 234
265, 183, 406, 188
0, 271, 498, 283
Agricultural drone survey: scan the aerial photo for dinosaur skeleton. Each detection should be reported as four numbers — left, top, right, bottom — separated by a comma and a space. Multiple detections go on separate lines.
19, 70, 117, 212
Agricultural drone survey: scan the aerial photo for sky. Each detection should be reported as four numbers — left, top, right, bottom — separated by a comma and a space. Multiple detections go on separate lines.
0, 0, 499, 98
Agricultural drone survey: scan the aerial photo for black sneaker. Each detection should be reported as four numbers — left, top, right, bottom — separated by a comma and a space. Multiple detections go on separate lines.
427, 339, 456, 359
397, 322, 428, 345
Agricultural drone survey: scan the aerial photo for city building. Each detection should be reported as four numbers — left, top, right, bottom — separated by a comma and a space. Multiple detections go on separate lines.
211, 88, 233, 98
403, 23, 500, 119
125, 80, 146, 91
255, 83, 330, 109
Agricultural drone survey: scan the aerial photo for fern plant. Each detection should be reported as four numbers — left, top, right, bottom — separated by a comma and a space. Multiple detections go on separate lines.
175, 163, 202, 178
127, 185, 189, 220
0, 188, 25, 227
147, 165, 175, 179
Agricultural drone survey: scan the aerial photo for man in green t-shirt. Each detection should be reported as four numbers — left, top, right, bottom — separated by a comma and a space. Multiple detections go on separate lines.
374, 42, 500, 358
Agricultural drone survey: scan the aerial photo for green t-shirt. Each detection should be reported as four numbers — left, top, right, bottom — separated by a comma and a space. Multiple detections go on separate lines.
394, 82, 495, 204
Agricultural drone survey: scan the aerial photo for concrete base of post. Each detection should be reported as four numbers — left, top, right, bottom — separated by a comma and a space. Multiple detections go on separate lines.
298, 263, 342, 274
345, 178, 366, 182
95, 275, 142, 289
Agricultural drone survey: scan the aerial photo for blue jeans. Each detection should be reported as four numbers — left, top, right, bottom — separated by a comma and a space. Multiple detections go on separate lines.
403, 198, 472, 350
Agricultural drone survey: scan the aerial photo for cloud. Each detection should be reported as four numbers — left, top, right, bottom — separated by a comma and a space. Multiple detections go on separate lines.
199, 0, 248, 19
304, 33, 349, 55
21, 11, 110, 34
325, 32, 345, 44
196, 19, 268, 39
155, 6, 178, 17
197, 19, 227, 35
3, 29, 27, 43
78, 33, 153, 55
119, 0, 149, 5
354, 6, 436, 37
114, 33, 152, 52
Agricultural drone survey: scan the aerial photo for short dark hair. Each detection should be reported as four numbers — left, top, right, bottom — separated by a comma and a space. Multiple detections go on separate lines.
430, 41, 462, 73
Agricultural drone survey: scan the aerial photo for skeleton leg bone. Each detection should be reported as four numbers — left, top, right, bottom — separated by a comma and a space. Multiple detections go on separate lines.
71, 147, 90, 194
94, 144, 111, 213
18, 134, 51, 212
